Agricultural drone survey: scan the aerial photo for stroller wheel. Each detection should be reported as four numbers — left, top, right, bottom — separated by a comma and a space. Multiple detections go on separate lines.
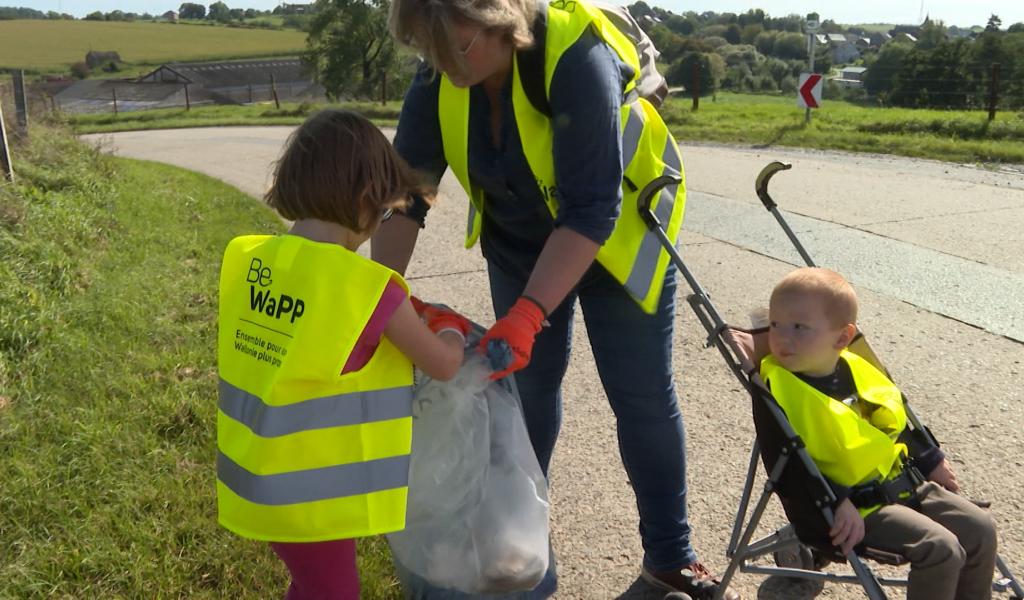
773, 544, 816, 571
662, 593, 693, 600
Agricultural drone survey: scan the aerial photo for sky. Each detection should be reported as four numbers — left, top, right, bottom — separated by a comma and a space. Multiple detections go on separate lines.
18, 0, 1024, 27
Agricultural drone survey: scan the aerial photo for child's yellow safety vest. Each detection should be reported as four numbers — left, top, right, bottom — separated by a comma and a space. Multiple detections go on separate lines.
437, 0, 686, 315
761, 350, 909, 515
217, 235, 413, 542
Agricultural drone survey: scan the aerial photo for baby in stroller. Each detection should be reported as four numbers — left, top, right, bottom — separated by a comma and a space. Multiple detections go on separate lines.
760, 266, 998, 600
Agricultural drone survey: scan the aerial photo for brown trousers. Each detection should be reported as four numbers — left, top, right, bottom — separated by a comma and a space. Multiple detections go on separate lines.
861, 481, 998, 600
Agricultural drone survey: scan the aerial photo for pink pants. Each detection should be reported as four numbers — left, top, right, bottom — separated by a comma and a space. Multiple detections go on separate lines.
271, 539, 359, 599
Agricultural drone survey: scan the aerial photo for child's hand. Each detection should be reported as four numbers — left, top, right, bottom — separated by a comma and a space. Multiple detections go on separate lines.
422, 305, 472, 339
928, 458, 960, 493
830, 499, 865, 555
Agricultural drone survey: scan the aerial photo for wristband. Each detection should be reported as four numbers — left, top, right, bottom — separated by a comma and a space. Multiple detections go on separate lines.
436, 327, 466, 344
519, 294, 549, 319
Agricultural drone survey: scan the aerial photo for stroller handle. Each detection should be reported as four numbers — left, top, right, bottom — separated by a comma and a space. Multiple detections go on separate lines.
755, 161, 792, 211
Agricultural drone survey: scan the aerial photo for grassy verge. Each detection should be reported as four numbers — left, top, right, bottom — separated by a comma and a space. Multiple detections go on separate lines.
68, 101, 403, 134
0, 125, 401, 598
661, 92, 1024, 164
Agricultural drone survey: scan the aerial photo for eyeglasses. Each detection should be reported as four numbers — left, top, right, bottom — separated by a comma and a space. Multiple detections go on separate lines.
458, 29, 483, 56
382, 207, 395, 221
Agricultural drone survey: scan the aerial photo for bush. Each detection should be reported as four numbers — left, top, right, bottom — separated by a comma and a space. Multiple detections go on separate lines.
780, 74, 798, 94
70, 62, 91, 79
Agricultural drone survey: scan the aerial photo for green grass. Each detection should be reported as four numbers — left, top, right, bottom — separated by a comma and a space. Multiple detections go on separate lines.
662, 92, 1024, 164
68, 101, 404, 134
0, 19, 306, 72
0, 125, 402, 598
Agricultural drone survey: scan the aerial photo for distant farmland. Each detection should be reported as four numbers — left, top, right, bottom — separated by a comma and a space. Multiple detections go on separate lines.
0, 20, 307, 72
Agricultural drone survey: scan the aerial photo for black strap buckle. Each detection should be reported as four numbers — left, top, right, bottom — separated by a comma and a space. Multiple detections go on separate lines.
850, 468, 920, 508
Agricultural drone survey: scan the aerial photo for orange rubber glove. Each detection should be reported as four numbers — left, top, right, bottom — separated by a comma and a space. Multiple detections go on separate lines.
478, 296, 546, 380
410, 295, 429, 317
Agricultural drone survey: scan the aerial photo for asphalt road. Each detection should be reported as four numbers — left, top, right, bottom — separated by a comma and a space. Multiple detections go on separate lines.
85, 127, 1024, 600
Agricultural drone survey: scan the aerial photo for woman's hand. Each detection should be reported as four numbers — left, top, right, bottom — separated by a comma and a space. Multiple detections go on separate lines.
830, 499, 865, 555
479, 297, 545, 380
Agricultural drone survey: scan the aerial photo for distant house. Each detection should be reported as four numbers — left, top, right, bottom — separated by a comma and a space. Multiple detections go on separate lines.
162, 10, 178, 22
868, 31, 892, 46
833, 66, 867, 88
815, 33, 861, 65
85, 50, 122, 69
137, 57, 322, 105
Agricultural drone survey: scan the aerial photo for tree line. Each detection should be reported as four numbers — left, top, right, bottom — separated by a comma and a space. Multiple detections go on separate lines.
864, 17, 1024, 109
0, 3, 314, 29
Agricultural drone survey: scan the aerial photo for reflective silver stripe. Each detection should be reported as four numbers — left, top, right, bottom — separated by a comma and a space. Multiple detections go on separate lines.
467, 199, 477, 232
620, 103, 645, 169
624, 136, 683, 301
219, 379, 412, 438
218, 451, 410, 506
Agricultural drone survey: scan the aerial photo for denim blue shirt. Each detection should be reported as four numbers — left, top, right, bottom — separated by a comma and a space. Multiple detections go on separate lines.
393, 29, 633, 280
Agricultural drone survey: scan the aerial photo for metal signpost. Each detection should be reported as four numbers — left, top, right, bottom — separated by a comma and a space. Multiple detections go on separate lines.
804, 16, 819, 123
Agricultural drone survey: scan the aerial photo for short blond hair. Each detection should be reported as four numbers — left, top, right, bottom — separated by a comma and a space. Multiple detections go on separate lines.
389, 0, 537, 72
770, 267, 858, 328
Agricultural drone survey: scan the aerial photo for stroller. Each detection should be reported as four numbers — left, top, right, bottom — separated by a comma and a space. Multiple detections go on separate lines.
638, 161, 1024, 600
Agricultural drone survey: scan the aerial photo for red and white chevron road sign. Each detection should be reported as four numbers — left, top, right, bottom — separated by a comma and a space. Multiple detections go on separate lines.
798, 73, 823, 109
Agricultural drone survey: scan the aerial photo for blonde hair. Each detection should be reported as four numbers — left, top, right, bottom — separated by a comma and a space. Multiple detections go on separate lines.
770, 267, 858, 328
265, 110, 430, 234
389, 0, 537, 72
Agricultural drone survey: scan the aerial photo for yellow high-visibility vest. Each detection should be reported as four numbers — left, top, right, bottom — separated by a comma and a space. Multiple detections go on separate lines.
761, 350, 909, 516
217, 234, 413, 542
437, 0, 686, 314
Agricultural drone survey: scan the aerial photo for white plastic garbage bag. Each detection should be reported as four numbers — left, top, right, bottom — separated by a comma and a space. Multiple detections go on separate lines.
387, 352, 550, 595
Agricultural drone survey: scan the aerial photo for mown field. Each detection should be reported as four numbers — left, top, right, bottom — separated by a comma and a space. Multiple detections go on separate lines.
68, 92, 1024, 165
0, 124, 402, 598
0, 19, 306, 72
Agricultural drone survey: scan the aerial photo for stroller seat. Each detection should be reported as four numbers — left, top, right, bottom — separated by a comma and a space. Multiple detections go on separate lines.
703, 319, 1020, 599
724, 326, 913, 566
638, 159, 1022, 599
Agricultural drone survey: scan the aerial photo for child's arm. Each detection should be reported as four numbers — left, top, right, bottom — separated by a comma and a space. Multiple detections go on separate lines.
830, 498, 866, 555
384, 298, 466, 381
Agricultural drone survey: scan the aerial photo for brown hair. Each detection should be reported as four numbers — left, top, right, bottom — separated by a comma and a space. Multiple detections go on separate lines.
389, 0, 536, 74
770, 267, 858, 327
265, 109, 429, 233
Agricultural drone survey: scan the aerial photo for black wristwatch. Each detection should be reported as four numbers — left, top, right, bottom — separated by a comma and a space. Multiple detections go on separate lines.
398, 193, 430, 228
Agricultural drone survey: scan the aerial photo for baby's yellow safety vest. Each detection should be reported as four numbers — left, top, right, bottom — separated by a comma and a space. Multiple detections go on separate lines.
437, 0, 686, 314
761, 350, 909, 516
217, 234, 413, 542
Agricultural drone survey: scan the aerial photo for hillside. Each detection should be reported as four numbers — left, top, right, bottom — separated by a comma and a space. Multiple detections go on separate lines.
0, 19, 306, 72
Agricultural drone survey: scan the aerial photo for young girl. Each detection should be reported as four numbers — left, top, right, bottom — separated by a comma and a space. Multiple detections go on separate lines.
216, 109, 470, 599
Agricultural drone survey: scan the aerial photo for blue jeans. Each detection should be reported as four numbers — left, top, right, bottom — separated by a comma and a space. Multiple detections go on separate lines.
488, 258, 697, 581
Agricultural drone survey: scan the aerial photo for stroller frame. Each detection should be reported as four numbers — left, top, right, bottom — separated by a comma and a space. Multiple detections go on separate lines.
637, 162, 1024, 600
